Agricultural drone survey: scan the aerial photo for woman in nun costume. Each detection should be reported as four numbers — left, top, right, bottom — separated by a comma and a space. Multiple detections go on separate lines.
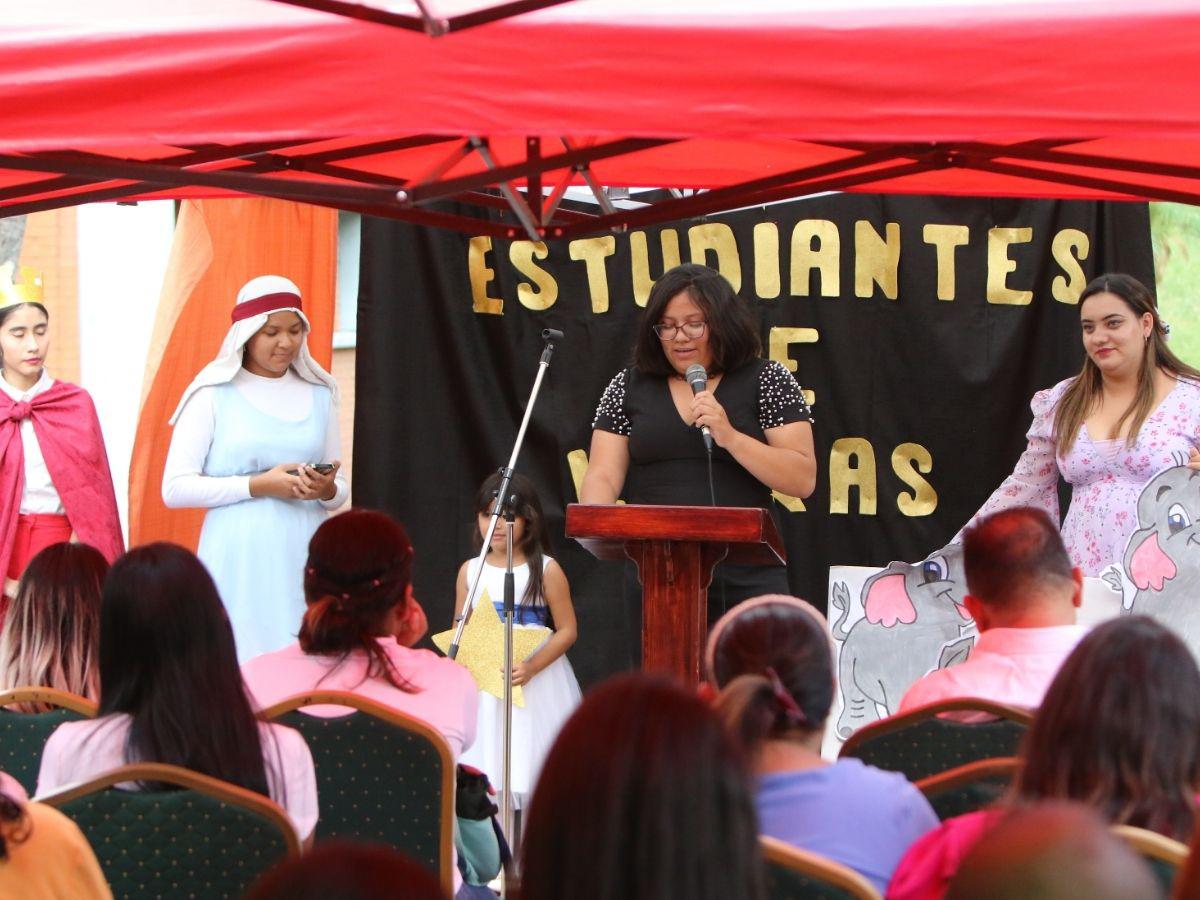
163, 275, 347, 660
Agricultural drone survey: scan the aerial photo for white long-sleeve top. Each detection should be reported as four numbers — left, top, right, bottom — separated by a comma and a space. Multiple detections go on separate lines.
162, 367, 348, 511
0, 368, 65, 515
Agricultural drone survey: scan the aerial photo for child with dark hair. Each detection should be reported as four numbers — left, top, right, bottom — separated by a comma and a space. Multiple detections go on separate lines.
242, 508, 479, 757
708, 595, 937, 893
455, 471, 580, 808
520, 673, 764, 900
36, 543, 318, 844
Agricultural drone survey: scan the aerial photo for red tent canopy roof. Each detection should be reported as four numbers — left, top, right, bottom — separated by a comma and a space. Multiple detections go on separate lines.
3, 0, 1199, 234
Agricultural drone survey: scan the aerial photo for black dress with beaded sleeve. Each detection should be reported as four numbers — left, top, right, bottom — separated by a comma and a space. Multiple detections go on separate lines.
591, 357, 814, 630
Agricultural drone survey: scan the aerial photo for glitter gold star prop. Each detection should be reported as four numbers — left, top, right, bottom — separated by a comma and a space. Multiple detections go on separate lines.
432, 587, 550, 708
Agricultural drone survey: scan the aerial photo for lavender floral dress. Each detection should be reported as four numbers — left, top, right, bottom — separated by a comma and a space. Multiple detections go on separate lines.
961, 377, 1200, 576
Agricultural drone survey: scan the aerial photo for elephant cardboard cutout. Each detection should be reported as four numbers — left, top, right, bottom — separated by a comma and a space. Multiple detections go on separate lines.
829, 546, 975, 741
1119, 460, 1200, 651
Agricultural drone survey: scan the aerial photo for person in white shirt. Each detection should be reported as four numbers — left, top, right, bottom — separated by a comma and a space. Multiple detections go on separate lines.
163, 275, 347, 660
898, 507, 1088, 718
0, 266, 123, 601
37, 542, 318, 845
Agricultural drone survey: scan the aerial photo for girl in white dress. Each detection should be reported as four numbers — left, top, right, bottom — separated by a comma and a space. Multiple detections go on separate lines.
455, 472, 581, 807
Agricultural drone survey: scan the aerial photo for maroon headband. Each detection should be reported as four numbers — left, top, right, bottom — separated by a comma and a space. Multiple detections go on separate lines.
231, 292, 303, 323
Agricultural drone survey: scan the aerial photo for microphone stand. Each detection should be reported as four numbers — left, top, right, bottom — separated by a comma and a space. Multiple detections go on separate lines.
449, 327, 561, 658
500, 508, 516, 895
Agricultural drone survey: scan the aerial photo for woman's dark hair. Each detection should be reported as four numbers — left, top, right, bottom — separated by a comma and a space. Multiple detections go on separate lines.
471, 471, 551, 618
0, 791, 28, 861
0, 542, 107, 711
631, 263, 761, 377
98, 542, 270, 796
0, 301, 48, 330
520, 673, 764, 900
1014, 616, 1200, 841
707, 596, 834, 751
1055, 273, 1200, 455
301, 509, 417, 693
246, 840, 444, 900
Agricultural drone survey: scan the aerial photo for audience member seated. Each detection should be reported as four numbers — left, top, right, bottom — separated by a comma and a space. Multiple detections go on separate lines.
0, 543, 107, 711
1, 769, 112, 899
899, 507, 1087, 718
708, 595, 938, 893
945, 802, 1160, 900
35, 543, 318, 844
241, 509, 478, 757
889, 616, 1200, 899
520, 673, 764, 900
245, 840, 444, 900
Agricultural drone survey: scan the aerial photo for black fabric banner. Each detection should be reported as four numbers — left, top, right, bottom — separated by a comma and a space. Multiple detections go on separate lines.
356, 195, 1152, 689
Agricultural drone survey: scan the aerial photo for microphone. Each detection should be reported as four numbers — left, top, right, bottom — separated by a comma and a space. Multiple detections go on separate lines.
685, 364, 714, 452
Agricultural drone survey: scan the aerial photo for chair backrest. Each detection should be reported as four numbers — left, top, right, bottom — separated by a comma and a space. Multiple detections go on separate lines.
262, 690, 455, 897
838, 698, 1032, 782
38, 761, 300, 899
915, 756, 1020, 821
761, 835, 882, 900
0, 686, 97, 797
1112, 824, 1189, 896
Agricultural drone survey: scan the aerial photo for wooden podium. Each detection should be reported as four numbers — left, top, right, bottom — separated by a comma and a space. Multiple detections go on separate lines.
565, 504, 786, 684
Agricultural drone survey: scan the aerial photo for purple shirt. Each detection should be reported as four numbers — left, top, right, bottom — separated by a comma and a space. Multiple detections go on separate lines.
756, 758, 938, 893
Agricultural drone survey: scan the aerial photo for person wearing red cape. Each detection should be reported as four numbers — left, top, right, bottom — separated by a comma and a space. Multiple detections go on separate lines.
0, 265, 123, 606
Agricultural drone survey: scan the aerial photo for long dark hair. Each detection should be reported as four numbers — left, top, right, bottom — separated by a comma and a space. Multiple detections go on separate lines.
300, 509, 417, 693
520, 673, 764, 900
470, 471, 550, 614
631, 263, 761, 377
1014, 617, 1200, 841
0, 542, 107, 711
98, 543, 270, 796
1054, 273, 1200, 455
707, 596, 834, 751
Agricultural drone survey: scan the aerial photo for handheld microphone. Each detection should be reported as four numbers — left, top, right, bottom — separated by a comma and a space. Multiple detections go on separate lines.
684, 364, 714, 452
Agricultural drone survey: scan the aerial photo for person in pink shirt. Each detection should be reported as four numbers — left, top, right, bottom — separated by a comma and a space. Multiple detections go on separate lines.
899, 507, 1088, 718
241, 509, 478, 758
36, 543, 317, 844
889, 616, 1200, 900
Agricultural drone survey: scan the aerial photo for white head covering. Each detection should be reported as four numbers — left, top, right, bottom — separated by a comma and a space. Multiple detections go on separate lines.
169, 275, 340, 424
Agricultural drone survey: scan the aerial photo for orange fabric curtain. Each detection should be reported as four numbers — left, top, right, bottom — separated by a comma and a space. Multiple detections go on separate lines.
128, 198, 337, 550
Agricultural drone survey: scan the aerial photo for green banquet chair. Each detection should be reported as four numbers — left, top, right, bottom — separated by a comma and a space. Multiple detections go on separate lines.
0, 686, 97, 797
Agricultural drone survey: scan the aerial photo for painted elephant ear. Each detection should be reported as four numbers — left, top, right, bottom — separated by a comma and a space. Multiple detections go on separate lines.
1127, 529, 1177, 592
863, 572, 917, 628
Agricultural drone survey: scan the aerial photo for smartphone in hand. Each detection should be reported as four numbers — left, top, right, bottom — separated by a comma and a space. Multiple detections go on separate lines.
286, 463, 336, 476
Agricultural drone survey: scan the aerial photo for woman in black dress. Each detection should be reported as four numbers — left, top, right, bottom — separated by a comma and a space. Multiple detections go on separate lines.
581, 263, 816, 624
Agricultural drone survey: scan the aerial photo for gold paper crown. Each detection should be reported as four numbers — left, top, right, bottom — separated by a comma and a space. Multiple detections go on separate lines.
0, 262, 43, 309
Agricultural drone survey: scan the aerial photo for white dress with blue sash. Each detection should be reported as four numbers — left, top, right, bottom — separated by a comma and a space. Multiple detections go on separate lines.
197, 380, 333, 660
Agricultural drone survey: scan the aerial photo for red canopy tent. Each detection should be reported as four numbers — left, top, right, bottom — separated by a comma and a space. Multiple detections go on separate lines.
3, 0, 1200, 236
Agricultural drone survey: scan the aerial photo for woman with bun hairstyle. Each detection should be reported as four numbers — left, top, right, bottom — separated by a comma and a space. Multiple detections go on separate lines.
0, 265, 122, 604
708, 595, 937, 894
242, 508, 478, 758
163, 275, 347, 660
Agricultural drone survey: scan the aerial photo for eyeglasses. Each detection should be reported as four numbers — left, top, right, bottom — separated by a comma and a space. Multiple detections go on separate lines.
653, 321, 707, 341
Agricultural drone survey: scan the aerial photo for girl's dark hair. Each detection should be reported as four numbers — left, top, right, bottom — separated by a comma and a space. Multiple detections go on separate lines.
631, 264, 761, 377
300, 509, 417, 693
1014, 617, 1200, 841
0, 301, 48, 330
1055, 273, 1200, 455
520, 674, 764, 900
0, 791, 28, 861
471, 471, 551, 618
708, 596, 834, 751
0, 542, 107, 711
98, 542, 270, 796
